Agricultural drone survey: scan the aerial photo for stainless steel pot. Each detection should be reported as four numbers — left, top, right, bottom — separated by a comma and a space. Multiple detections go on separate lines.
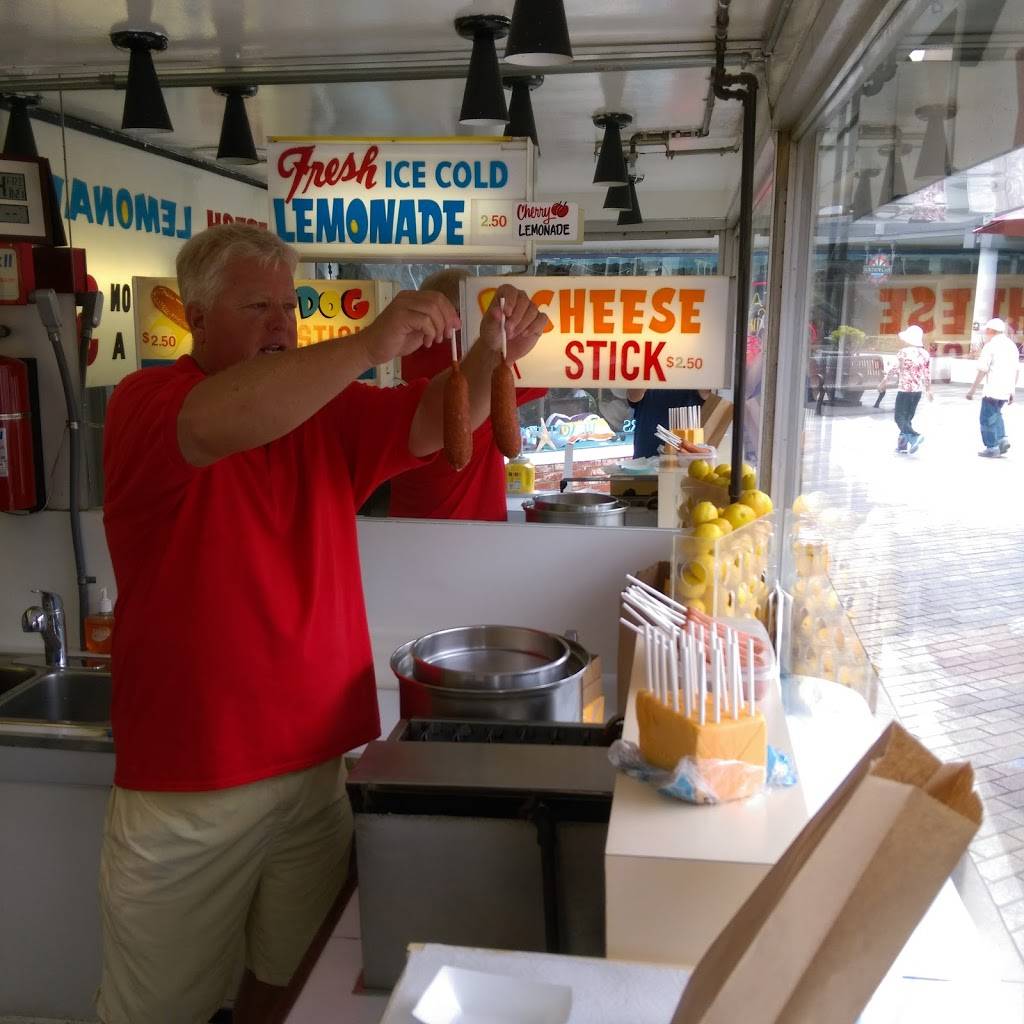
410, 624, 572, 690
522, 491, 627, 526
391, 637, 588, 723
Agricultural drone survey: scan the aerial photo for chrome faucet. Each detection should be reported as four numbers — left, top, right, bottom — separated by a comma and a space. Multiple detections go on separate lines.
22, 590, 68, 668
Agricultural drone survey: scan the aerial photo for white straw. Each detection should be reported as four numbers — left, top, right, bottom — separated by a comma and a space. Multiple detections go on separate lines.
624, 587, 684, 628
625, 574, 690, 616
680, 633, 691, 717
619, 616, 643, 635
747, 635, 756, 717
499, 295, 507, 361
698, 637, 707, 725
669, 632, 680, 712
449, 327, 458, 364
712, 645, 722, 724
660, 634, 671, 708
622, 592, 676, 632
731, 635, 740, 720
644, 625, 654, 695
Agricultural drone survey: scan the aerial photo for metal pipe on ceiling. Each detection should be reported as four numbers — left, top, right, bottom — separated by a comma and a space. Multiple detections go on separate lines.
0, 42, 761, 93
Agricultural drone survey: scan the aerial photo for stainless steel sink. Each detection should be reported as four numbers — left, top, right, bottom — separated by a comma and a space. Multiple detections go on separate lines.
0, 664, 38, 695
0, 670, 112, 725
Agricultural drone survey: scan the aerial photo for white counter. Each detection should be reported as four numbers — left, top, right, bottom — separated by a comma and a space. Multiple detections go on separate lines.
604, 673, 887, 966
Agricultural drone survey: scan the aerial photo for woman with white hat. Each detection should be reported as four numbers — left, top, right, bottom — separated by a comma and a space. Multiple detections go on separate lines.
890, 323, 933, 454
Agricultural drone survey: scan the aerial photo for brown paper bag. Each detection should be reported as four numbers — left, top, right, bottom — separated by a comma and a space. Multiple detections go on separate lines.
617, 561, 670, 714
671, 722, 982, 1024
701, 394, 734, 448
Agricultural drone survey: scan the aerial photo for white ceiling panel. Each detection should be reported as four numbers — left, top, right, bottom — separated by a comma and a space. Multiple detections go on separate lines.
2, 1, 772, 223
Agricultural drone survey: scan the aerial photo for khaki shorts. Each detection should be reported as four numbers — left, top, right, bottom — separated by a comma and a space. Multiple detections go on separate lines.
97, 758, 352, 1024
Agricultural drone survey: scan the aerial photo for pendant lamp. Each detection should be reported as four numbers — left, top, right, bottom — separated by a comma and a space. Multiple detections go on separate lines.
110, 30, 173, 133
503, 75, 542, 152
850, 168, 880, 221
215, 86, 259, 165
593, 113, 632, 186
914, 104, 955, 180
1, 94, 40, 156
1, 94, 67, 246
455, 16, 510, 127
617, 177, 643, 226
877, 142, 911, 206
505, 0, 573, 67
603, 182, 632, 211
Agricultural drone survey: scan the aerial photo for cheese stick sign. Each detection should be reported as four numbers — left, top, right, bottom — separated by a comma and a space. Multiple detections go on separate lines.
462, 276, 731, 389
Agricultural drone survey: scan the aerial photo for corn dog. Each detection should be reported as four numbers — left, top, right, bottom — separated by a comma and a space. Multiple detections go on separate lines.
151, 285, 189, 331
443, 329, 472, 471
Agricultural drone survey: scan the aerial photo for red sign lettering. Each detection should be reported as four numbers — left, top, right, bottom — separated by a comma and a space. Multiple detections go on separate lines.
276, 145, 379, 203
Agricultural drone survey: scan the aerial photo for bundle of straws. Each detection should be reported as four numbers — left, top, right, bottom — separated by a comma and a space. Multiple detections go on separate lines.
669, 406, 702, 432
619, 575, 762, 724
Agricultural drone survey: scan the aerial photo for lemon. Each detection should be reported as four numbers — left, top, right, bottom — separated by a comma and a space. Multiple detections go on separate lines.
690, 500, 719, 526
676, 560, 709, 598
722, 503, 756, 529
741, 471, 757, 490
738, 489, 774, 518
688, 459, 712, 480
715, 462, 731, 477
692, 521, 724, 553
792, 494, 809, 514
684, 598, 706, 615
711, 517, 733, 535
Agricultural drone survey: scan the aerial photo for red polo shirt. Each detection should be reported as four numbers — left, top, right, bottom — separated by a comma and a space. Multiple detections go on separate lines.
103, 356, 430, 791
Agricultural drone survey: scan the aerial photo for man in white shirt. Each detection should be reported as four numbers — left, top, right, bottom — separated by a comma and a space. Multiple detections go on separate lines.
966, 317, 1021, 457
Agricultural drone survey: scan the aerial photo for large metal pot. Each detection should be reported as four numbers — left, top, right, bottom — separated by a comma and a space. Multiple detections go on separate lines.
522, 491, 627, 527
410, 624, 571, 690
391, 635, 589, 723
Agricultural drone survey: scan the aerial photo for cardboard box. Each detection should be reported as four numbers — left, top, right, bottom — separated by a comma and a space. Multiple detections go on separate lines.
701, 394, 733, 449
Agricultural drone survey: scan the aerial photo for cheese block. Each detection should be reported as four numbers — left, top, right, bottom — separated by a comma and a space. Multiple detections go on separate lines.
636, 689, 767, 800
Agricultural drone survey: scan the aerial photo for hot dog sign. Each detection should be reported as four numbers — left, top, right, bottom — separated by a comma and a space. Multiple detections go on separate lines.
132, 275, 397, 379
462, 276, 731, 389
266, 136, 549, 263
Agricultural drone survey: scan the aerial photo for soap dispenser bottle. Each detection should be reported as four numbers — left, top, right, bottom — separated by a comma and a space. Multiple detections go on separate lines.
85, 588, 115, 654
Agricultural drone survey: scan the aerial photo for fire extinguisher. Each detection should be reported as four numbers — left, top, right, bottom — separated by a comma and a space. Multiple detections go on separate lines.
0, 355, 45, 513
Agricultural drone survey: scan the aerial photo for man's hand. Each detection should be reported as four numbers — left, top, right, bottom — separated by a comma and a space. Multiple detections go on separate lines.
359, 290, 460, 365
966, 389, 975, 400
478, 284, 550, 364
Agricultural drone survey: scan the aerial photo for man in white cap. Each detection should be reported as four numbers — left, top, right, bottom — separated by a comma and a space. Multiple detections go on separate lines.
966, 317, 1021, 457
887, 323, 933, 454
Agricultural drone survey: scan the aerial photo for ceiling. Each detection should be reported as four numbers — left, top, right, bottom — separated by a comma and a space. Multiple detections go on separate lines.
0, 0, 777, 225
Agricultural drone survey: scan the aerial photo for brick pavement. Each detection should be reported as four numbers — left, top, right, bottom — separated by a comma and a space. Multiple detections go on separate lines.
800, 380, 1024, 972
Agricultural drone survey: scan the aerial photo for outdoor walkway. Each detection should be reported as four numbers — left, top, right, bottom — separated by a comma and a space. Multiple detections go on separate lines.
800, 380, 1024, 976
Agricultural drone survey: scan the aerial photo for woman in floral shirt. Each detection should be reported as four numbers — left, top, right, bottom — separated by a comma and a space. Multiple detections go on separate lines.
883, 324, 933, 453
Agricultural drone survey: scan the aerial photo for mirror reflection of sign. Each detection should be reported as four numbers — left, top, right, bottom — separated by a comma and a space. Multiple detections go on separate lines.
863, 253, 892, 284
463, 276, 731, 389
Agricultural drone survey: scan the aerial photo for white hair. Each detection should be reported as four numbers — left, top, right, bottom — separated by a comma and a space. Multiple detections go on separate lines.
176, 223, 298, 309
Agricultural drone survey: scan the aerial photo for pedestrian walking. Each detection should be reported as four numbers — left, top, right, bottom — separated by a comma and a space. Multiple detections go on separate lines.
966, 317, 1021, 457
889, 324, 932, 454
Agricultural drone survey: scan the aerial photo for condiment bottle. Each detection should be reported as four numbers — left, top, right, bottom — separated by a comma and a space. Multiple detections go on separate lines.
505, 454, 536, 494
85, 587, 115, 654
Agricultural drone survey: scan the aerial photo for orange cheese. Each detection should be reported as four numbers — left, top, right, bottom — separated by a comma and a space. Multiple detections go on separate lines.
636, 689, 767, 799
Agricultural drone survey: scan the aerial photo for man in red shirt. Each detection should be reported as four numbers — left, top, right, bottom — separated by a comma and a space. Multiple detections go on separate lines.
99, 224, 548, 1024
390, 268, 547, 521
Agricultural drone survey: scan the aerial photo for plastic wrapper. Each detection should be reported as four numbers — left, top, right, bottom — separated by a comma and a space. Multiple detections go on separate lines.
609, 739, 797, 805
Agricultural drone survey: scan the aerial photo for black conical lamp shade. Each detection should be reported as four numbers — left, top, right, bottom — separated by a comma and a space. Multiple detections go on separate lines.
2, 98, 39, 157
914, 104, 953, 179
216, 86, 259, 165
878, 144, 909, 206
617, 179, 643, 226
112, 31, 173, 133
603, 183, 631, 210
503, 76, 541, 152
456, 16, 510, 127
505, 0, 573, 67
851, 169, 879, 221
593, 113, 631, 186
